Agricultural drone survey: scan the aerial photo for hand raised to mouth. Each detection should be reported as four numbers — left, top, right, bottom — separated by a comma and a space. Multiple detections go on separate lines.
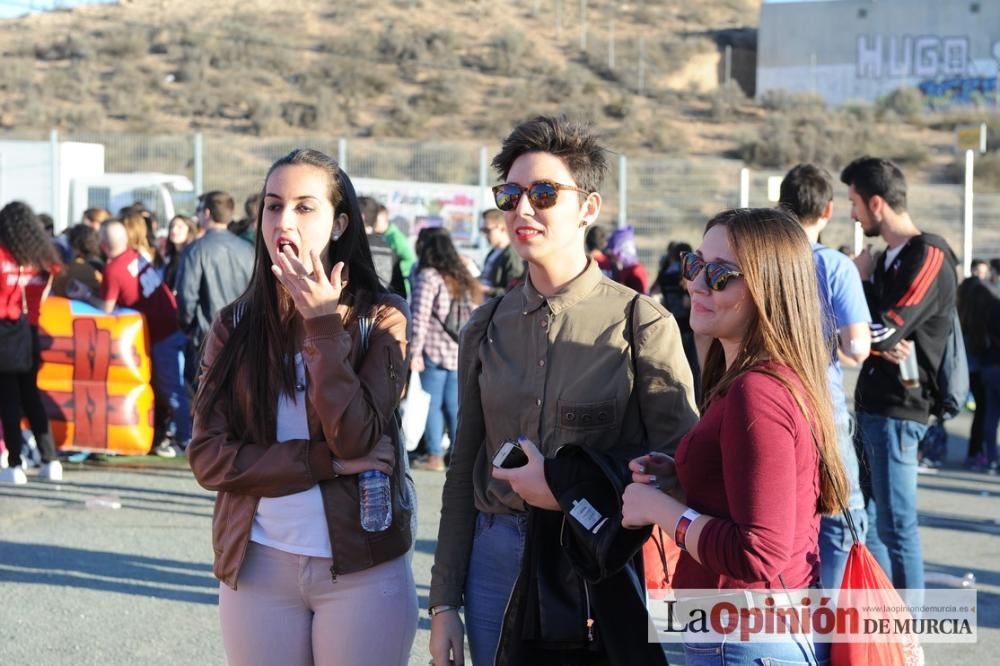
276, 239, 300, 257
271, 245, 345, 320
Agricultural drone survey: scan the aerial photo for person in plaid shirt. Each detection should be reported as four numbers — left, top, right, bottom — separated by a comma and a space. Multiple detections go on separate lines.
410, 227, 481, 471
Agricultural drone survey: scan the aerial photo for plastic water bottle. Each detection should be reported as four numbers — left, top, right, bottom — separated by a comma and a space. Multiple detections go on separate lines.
359, 470, 392, 532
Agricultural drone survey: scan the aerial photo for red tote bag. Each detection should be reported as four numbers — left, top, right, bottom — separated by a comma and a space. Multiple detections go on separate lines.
830, 542, 924, 666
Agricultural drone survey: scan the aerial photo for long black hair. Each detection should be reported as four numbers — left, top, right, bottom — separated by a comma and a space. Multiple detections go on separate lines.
415, 226, 480, 302
194, 148, 385, 447
0, 201, 60, 269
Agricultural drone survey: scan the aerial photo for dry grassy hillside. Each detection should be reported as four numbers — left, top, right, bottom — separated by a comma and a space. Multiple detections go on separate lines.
0, 0, 998, 187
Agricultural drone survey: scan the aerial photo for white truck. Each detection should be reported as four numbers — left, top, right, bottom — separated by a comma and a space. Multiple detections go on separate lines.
0, 139, 195, 233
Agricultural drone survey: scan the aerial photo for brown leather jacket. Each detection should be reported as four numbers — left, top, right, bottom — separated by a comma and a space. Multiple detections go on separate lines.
188, 293, 411, 589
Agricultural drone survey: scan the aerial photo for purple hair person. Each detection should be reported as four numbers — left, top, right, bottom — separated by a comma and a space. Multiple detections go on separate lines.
605, 225, 639, 268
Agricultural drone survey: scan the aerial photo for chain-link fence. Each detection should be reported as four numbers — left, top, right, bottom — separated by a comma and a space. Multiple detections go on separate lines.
3, 130, 999, 272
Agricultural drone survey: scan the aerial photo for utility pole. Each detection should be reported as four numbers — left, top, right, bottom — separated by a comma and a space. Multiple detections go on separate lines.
638, 35, 645, 94
608, 17, 615, 70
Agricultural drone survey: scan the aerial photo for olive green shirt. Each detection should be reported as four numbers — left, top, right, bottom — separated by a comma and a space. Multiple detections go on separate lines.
429, 259, 699, 608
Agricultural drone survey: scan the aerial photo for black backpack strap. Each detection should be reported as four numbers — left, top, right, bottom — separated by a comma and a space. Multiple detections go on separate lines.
627, 294, 647, 442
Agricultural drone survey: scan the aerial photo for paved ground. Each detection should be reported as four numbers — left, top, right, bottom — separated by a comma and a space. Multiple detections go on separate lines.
1, 405, 997, 664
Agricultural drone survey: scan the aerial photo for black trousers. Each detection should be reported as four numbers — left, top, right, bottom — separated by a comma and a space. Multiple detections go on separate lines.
968, 371, 985, 458
0, 326, 56, 468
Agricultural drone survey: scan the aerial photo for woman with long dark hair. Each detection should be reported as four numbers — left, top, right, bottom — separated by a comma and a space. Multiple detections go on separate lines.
162, 214, 197, 291
0, 202, 62, 484
409, 226, 481, 471
187, 149, 417, 665
622, 208, 849, 664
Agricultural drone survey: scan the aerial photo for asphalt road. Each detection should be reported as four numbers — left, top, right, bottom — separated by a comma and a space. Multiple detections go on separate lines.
1, 408, 997, 665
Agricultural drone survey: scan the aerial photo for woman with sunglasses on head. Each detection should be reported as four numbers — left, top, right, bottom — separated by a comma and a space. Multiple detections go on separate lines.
621, 208, 849, 665
427, 116, 698, 666
187, 149, 417, 666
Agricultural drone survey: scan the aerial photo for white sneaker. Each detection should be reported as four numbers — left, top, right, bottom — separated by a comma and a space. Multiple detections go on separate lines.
38, 460, 63, 482
152, 441, 177, 458
0, 466, 27, 485
0, 449, 8, 469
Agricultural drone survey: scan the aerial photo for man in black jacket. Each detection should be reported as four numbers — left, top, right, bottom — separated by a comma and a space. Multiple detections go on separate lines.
175, 191, 253, 351
478, 209, 525, 299
841, 157, 957, 609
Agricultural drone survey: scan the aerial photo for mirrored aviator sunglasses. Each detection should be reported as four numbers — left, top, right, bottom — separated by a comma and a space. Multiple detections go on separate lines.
492, 180, 589, 212
680, 251, 744, 292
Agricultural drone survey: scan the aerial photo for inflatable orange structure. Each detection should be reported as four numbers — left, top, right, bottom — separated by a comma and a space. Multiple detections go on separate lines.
36, 297, 155, 455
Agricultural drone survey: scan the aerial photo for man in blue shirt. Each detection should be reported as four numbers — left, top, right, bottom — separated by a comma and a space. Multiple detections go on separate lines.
780, 163, 872, 590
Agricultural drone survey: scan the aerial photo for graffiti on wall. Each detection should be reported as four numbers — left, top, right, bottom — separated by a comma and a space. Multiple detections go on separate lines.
856, 34, 1000, 102
857, 35, 1000, 78
918, 77, 998, 102
857, 35, 973, 78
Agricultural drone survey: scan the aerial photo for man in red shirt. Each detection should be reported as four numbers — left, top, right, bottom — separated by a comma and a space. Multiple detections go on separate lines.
68, 220, 190, 457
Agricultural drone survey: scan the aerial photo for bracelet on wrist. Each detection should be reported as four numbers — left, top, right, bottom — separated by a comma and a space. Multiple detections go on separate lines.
674, 508, 700, 552
429, 604, 458, 618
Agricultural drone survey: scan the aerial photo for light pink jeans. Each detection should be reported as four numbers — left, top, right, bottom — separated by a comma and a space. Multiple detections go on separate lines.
219, 542, 417, 666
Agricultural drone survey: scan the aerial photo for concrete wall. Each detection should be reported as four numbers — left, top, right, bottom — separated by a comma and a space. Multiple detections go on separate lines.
757, 0, 1000, 104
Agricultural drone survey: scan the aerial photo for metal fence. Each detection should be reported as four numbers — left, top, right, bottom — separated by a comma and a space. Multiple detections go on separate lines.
5, 130, 1000, 272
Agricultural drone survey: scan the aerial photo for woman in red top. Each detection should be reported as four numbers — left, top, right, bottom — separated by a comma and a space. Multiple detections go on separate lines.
0, 202, 62, 485
622, 208, 848, 664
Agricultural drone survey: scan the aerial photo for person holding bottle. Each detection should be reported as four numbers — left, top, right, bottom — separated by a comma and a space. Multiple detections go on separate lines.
187, 148, 417, 666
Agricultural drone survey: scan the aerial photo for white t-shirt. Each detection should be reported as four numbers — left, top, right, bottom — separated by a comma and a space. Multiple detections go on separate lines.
250, 353, 332, 557
883, 242, 906, 271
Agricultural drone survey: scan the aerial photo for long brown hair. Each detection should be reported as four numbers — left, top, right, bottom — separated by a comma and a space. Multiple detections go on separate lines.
415, 226, 482, 303
193, 149, 385, 447
699, 208, 848, 515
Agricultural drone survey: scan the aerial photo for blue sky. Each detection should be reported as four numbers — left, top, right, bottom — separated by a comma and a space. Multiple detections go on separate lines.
0, 0, 116, 20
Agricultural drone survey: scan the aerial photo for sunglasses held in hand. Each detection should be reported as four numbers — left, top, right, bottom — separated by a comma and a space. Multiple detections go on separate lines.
492, 180, 590, 212
680, 251, 744, 292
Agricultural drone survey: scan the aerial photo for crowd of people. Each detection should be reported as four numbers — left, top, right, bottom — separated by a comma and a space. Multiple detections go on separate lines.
0, 114, 996, 665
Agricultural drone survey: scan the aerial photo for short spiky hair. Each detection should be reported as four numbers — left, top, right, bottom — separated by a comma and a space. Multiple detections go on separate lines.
840, 156, 907, 213
779, 163, 833, 225
491, 115, 608, 194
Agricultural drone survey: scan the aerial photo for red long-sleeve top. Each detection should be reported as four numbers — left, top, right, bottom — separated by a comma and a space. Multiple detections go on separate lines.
674, 363, 822, 590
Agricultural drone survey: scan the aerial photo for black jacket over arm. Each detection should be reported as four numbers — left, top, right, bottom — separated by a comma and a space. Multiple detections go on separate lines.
495, 444, 667, 666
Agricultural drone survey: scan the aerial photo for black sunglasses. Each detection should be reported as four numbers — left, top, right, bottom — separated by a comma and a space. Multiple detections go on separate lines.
680, 251, 744, 292
492, 180, 590, 212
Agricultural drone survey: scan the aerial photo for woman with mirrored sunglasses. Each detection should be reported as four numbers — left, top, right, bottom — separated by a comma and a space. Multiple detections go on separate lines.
427, 116, 698, 665
621, 208, 849, 665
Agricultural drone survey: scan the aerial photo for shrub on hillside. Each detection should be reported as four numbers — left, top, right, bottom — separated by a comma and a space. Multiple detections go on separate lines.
738, 112, 929, 169
486, 34, 527, 75
875, 87, 925, 121
758, 89, 826, 114
410, 76, 464, 117
35, 34, 90, 61
942, 152, 1000, 193
98, 29, 149, 59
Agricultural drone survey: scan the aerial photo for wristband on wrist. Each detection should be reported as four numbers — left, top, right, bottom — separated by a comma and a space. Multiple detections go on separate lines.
674, 508, 700, 552
429, 604, 458, 618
